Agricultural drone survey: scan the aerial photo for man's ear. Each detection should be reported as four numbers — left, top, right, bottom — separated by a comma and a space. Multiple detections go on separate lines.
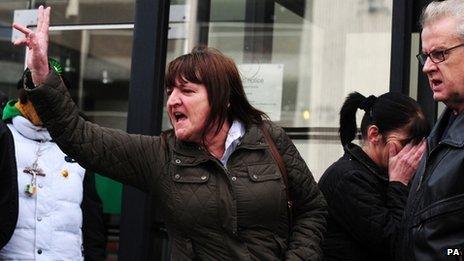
366, 125, 382, 145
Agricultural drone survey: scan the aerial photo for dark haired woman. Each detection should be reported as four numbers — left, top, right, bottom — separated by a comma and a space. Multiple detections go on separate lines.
318, 92, 430, 261
11, 6, 327, 260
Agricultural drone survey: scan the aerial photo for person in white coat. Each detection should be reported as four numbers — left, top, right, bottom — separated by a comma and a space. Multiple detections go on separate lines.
0, 69, 106, 260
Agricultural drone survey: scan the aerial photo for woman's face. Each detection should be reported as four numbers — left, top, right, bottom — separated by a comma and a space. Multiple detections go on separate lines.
166, 80, 210, 142
378, 128, 413, 169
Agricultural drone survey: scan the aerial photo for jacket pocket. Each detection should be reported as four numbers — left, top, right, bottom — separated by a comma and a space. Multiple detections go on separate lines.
247, 163, 282, 182
238, 163, 284, 228
171, 169, 210, 184
411, 194, 464, 260
167, 166, 213, 229
412, 193, 464, 227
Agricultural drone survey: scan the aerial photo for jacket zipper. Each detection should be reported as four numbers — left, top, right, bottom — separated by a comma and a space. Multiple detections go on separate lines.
207, 154, 239, 235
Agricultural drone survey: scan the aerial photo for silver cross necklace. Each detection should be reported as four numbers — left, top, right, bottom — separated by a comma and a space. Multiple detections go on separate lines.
23, 141, 46, 196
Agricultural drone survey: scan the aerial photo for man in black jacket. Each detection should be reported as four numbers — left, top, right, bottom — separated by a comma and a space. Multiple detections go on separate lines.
400, 0, 464, 260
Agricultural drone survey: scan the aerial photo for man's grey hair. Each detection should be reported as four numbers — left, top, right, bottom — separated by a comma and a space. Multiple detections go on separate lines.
420, 0, 464, 39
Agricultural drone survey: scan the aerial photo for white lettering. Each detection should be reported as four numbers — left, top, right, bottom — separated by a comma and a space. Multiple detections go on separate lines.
446, 248, 463, 256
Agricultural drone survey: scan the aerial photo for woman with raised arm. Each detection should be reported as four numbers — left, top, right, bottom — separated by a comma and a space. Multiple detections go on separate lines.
318, 92, 430, 261
12, 6, 327, 260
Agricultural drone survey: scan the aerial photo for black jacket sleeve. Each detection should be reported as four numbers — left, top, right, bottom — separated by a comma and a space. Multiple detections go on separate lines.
0, 121, 18, 250
82, 171, 107, 261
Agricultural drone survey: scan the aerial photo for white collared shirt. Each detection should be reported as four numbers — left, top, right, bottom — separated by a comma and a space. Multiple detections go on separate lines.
220, 120, 245, 167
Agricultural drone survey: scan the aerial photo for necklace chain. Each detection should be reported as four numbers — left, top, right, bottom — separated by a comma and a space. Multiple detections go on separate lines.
24, 141, 46, 196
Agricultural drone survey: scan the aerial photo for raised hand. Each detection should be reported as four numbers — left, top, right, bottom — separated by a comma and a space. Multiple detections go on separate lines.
12, 5, 51, 85
388, 140, 427, 185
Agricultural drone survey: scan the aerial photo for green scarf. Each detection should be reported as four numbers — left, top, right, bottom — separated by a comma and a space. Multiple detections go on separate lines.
2, 100, 21, 121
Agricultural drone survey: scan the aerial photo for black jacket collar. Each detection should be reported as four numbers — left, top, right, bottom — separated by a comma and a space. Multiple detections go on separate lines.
345, 143, 388, 181
429, 108, 464, 150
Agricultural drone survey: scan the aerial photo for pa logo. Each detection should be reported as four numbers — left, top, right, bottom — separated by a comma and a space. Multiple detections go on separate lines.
446, 248, 463, 256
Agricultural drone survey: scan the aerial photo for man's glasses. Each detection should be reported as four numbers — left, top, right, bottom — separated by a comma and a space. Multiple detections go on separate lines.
416, 43, 464, 66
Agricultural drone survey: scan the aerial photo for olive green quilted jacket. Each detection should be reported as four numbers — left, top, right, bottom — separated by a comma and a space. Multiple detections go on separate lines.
28, 72, 327, 260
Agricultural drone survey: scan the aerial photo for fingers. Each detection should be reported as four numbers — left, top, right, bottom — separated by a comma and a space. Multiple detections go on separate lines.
388, 142, 398, 159
13, 5, 51, 50
409, 140, 426, 158
402, 140, 426, 171
12, 24, 34, 47
396, 143, 413, 158
14, 5, 50, 36
13, 38, 28, 46
388, 139, 427, 185
37, 6, 51, 34
12, 23, 33, 35
37, 5, 44, 32
411, 140, 427, 162
42, 7, 51, 33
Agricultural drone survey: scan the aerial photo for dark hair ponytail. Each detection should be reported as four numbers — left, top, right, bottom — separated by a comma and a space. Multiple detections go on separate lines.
340, 92, 367, 146
339, 91, 430, 146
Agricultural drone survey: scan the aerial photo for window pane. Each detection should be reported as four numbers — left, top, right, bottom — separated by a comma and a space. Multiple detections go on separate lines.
0, 1, 29, 98
49, 28, 133, 130
47, 0, 135, 25
4, 0, 136, 25
0, 1, 29, 24
0, 1, 135, 99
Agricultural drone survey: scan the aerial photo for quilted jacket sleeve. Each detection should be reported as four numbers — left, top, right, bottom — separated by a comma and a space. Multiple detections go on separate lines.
26, 71, 168, 192
269, 124, 328, 260
330, 171, 408, 256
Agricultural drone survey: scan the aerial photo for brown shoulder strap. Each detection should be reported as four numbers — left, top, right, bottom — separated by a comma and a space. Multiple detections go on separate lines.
260, 124, 293, 227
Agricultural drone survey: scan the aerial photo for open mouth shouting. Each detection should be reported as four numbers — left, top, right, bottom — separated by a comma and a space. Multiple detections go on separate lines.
430, 78, 443, 90
173, 111, 187, 124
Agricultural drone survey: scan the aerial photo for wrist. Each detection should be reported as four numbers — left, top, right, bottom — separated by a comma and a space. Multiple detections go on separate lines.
23, 58, 63, 90
389, 176, 408, 185
23, 68, 48, 90
30, 69, 49, 85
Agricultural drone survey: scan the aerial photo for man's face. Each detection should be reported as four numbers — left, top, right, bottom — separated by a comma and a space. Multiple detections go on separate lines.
421, 17, 464, 112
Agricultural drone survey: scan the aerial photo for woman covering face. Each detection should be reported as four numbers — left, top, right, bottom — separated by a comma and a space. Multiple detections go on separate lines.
318, 92, 430, 261
12, 6, 327, 260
